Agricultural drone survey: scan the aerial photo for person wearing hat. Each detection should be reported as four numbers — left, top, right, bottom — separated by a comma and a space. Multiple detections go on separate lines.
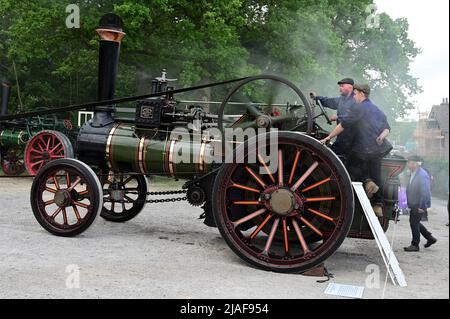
319, 84, 392, 216
403, 155, 436, 251
310, 78, 356, 156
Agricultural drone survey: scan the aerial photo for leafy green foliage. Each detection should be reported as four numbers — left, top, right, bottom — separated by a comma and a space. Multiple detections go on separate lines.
0, 0, 420, 121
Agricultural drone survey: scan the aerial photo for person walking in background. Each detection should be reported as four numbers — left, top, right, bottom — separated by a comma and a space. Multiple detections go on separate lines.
404, 156, 437, 252
418, 158, 433, 222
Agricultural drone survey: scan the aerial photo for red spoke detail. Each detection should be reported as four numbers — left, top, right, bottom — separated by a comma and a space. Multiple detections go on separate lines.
299, 216, 323, 237
230, 183, 261, 194
50, 155, 65, 159
66, 173, 71, 188
282, 218, 289, 254
305, 197, 336, 203
45, 187, 57, 194
291, 162, 319, 192
30, 160, 44, 168
51, 207, 62, 219
307, 208, 335, 222
245, 166, 267, 189
78, 190, 89, 196
44, 199, 55, 206
233, 201, 261, 205
62, 208, 68, 225
262, 218, 280, 255
232, 209, 266, 228
73, 201, 89, 209
278, 149, 284, 186
249, 214, 272, 239
301, 177, 332, 193
72, 205, 81, 221
257, 154, 276, 184
37, 137, 47, 151
68, 177, 82, 191
49, 142, 62, 154
288, 150, 301, 185
30, 148, 43, 155
38, 161, 46, 172
292, 219, 310, 253
45, 135, 52, 151
36, 141, 45, 152
53, 176, 60, 190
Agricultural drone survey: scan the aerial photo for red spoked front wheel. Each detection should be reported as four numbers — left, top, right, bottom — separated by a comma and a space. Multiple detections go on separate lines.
25, 130, 74, 175
30, 158, 103, 237
212, 132, 354, 273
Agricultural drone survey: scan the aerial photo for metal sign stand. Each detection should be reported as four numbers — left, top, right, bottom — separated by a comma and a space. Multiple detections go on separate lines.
352, 182, 407, 287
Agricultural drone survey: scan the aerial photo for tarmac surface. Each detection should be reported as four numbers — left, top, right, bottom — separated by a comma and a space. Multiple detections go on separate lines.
0, 177, 448, 299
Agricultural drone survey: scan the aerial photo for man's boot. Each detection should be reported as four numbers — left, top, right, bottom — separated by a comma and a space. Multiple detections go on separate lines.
372, 204, 383, 217
424, 236, 437, 248
364, 179, 379, 199
404, 245, 420, 252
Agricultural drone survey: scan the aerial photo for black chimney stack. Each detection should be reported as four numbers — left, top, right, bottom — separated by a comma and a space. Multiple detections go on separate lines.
1, 82, 12, 116
91, 13, 125, 127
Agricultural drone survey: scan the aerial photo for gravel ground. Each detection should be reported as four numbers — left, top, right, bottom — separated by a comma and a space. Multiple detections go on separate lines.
0, 177, 448, 299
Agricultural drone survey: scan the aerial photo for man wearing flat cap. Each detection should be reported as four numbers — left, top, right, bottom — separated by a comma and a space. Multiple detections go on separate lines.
310, 78, 356, 156
403, 155, 437, 252
320, 84, 391, 216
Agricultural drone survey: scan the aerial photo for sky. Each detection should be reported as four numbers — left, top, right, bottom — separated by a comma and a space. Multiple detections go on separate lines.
375, 0, 449, 119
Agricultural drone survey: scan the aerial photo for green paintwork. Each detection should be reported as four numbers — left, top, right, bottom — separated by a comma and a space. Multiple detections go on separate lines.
0, 129, 29, 148
108, 124, 213, 178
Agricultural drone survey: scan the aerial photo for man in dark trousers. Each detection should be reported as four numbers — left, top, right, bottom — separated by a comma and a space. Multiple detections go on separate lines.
404, 155, 437, 252
320, 84, 391, 216
310, 78, 356, 156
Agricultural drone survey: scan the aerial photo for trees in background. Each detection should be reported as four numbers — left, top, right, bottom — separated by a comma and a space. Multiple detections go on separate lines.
0, 0, 421, 120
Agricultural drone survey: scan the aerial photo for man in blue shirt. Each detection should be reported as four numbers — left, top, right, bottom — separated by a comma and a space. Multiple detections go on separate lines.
320, 84, 392, 216
311, 78, 356, 156
403, 156, 437, 252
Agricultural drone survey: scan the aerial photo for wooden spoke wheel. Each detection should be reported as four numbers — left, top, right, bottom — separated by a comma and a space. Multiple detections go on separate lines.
30, 158, 103, 237
1, 148, 25, 176
212, 132, 354, 273
25, 130, 74, 175
100, 173, 148, 223
217, 75, 313, 134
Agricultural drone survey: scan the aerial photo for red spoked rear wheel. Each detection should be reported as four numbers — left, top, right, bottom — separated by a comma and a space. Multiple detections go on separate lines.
25, 130, 74, 175
30, 158, 102, 237
212, 132, 354, 273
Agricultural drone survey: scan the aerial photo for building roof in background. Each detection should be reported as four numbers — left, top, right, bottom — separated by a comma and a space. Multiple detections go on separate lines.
428, 99, 449, 133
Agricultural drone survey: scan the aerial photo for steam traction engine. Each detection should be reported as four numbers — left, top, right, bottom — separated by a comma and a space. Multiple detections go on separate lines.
0, 83, 75, 176
26, 14, 406, 274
